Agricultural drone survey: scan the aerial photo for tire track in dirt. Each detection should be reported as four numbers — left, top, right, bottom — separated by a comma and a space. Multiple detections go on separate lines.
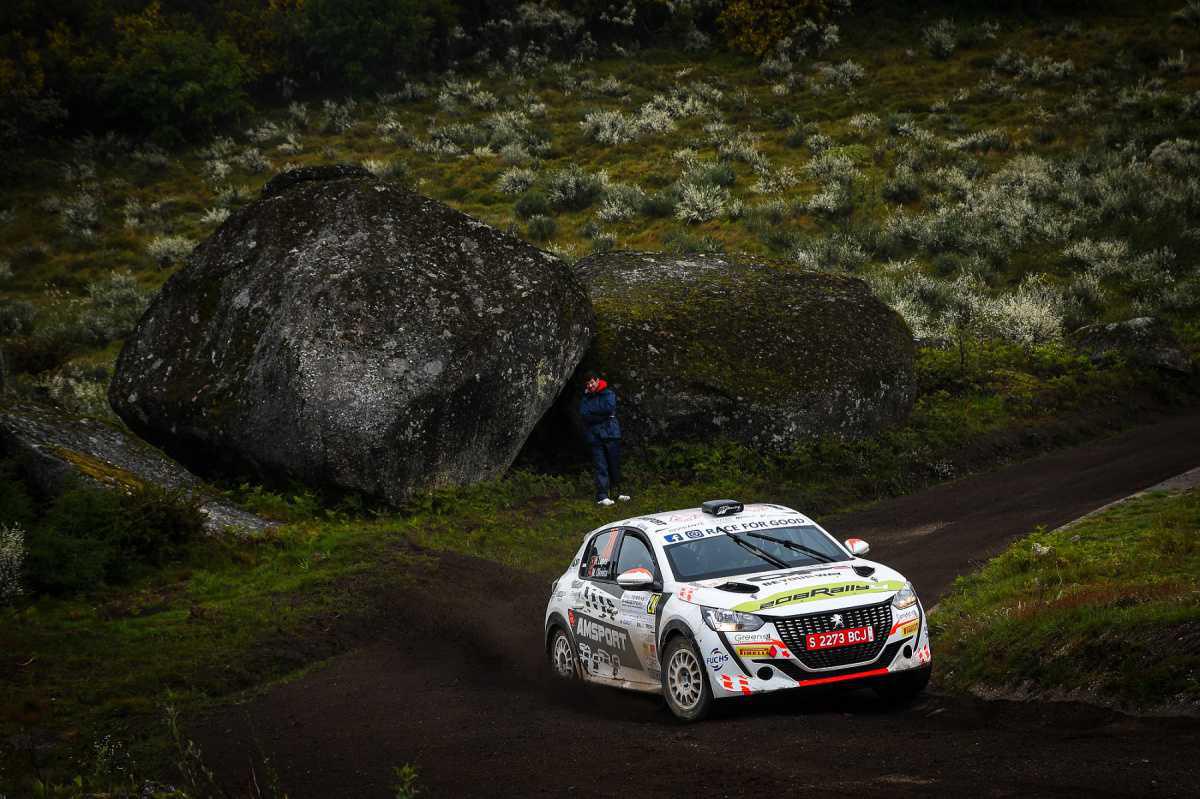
194, 408, 1200, 798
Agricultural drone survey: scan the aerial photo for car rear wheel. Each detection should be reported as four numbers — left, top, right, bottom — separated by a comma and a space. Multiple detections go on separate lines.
549, 627, 579, 680
873, 667, 931, 705
662, 636, 712, 722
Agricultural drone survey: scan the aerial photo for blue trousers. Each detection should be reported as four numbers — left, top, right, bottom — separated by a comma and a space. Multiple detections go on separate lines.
591, 439, 621, 501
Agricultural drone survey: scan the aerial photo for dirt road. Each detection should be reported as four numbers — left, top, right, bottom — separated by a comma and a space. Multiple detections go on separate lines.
195, 409, 1200, 798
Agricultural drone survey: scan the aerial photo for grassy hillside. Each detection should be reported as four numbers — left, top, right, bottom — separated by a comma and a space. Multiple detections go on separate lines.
3, 2, 1200, 792
933, 485, 1200, 712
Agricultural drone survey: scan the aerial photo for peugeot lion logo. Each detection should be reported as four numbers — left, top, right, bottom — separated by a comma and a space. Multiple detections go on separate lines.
830, 613, 844, 628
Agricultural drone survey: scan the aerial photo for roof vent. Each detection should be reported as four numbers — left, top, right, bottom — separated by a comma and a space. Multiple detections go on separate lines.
702, 499, 744, 517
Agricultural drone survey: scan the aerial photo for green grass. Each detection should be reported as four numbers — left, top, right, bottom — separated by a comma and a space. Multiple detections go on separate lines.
0, 519, 424, 791
932, 487, 1200, 709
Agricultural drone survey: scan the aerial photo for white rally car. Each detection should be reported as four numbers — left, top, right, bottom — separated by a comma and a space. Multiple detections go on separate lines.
544, 499, 931, 721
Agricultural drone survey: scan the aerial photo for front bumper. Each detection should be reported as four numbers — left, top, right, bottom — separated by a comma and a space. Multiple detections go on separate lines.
696, 600, 932, 699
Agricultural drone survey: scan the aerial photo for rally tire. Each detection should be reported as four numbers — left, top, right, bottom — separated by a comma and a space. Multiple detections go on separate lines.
661, 636, 713, 722
549, 627, 580, 680
873, 667, 931, 705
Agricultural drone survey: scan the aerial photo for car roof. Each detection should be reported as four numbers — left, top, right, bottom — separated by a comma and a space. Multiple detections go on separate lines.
595, 503, 821, 546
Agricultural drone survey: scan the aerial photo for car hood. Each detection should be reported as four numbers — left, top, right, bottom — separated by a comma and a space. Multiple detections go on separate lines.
679, 560, 910, 617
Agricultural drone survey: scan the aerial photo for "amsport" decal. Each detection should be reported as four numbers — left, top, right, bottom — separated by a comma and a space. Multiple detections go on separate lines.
732, 579, 906, 612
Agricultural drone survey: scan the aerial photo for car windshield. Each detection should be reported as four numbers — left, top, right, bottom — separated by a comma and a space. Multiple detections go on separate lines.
664, 525, 848, 582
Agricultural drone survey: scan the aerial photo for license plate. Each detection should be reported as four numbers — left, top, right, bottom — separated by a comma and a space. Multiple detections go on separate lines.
805, 625, 875, 651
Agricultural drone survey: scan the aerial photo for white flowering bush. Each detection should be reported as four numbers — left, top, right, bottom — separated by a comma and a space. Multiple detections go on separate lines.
546, 165, 606, 211
146, 235, 196, 268
580, 110, 640, 145
994, 50, 1075, 83
376, 111, 412, 146
362, 159, 410, 181
811, 60, 866, 93
62, 192, 100, 239
322, 99, 358, 133
848, 113, 880, 132
234, 147, 270, 174
598, 183, 645, 222
0, 522, 24, 603
497, 167, 538, 195
923, 19, 958, 59
201, 207, 231, 226
82, 270, 148, 343
675, 183, 728, 224
1159, 50, 1189, 74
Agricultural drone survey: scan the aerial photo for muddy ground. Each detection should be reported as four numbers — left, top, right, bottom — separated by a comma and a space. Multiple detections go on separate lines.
195, 409, 1200, 798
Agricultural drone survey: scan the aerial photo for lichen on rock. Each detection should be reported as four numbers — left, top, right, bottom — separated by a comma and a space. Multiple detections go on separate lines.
570, 251, 916, 450
110, 167, 594, 503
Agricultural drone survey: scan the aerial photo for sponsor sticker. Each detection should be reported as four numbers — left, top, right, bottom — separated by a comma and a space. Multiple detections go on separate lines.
685, 530, 705, 540
733, 642, 791, 659
705, 647, 730, 671
664, 533, 684, 543
732, 580, 906, 613
732, 631, 773, 643
677, 586, 696, 603
646, 594, 662, 614
898, 621, 919, 638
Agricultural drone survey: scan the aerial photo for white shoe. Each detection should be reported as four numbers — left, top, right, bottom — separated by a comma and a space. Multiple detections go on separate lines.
597, 497, 615, 506
617, 494, 631, 502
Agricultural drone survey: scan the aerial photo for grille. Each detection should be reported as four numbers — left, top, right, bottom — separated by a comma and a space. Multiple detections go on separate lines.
772, 600, 892, 670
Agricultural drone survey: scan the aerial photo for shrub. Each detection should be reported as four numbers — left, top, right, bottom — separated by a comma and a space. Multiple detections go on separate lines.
0, 522, 24, 602
82, 270, 149, 343
546, 165, 605, 211
362, 158, 412, 183
641, 191, 677, 218
25, 483, 205, 595
675, 183, 728, 223
62, 192, 101, 240
923, 19, 958, 60
300, 0, 456, 86
515, 190, 551, 219
882, 165, 921, 203
145, 235, 196, 268
527, 215, 557, 242
101, 8, 251, 138
497, 167, 538, 196
719, 0, 837, 56
598, 183, 646, 222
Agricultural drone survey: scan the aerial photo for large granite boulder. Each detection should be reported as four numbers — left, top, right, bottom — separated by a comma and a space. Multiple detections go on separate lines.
110, 168, 594, 503
568, 252, 915, 450
0, 400, 269, 534
1074, 317, 1192, 374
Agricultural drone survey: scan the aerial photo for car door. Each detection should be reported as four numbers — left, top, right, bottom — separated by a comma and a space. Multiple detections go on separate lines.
611, 529, 666, 686
571, 527, 630, 685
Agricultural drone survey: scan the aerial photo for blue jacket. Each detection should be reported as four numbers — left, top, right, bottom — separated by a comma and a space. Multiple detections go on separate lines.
580, 387, 621, 444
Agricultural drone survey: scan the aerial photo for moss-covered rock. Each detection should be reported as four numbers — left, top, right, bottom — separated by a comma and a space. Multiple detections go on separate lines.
110, 168, 594, 503
573, 251, 915, 449
0, 400, 268, 534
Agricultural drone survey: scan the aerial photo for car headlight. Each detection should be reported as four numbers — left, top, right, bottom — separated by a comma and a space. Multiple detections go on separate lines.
892, 582, 918, 610
700, 606, 765, 632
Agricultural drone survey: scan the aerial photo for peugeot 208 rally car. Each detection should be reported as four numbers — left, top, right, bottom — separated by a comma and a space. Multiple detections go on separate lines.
544, 500, 931, 721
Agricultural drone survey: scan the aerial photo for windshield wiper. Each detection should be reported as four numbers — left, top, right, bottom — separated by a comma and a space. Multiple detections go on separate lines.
745, 532, 835, 564
724, 531, 790, 570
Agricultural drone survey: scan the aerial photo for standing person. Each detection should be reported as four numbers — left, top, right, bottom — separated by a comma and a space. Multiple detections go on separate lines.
580, 371, 630, 507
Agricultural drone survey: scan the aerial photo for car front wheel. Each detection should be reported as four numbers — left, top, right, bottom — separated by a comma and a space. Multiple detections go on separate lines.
661, 636, 712, 722
549, 627, 579, 680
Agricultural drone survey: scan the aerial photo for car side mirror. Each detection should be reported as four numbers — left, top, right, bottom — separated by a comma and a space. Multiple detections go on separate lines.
844, 538, 870, 557
617, 567, 655, 589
